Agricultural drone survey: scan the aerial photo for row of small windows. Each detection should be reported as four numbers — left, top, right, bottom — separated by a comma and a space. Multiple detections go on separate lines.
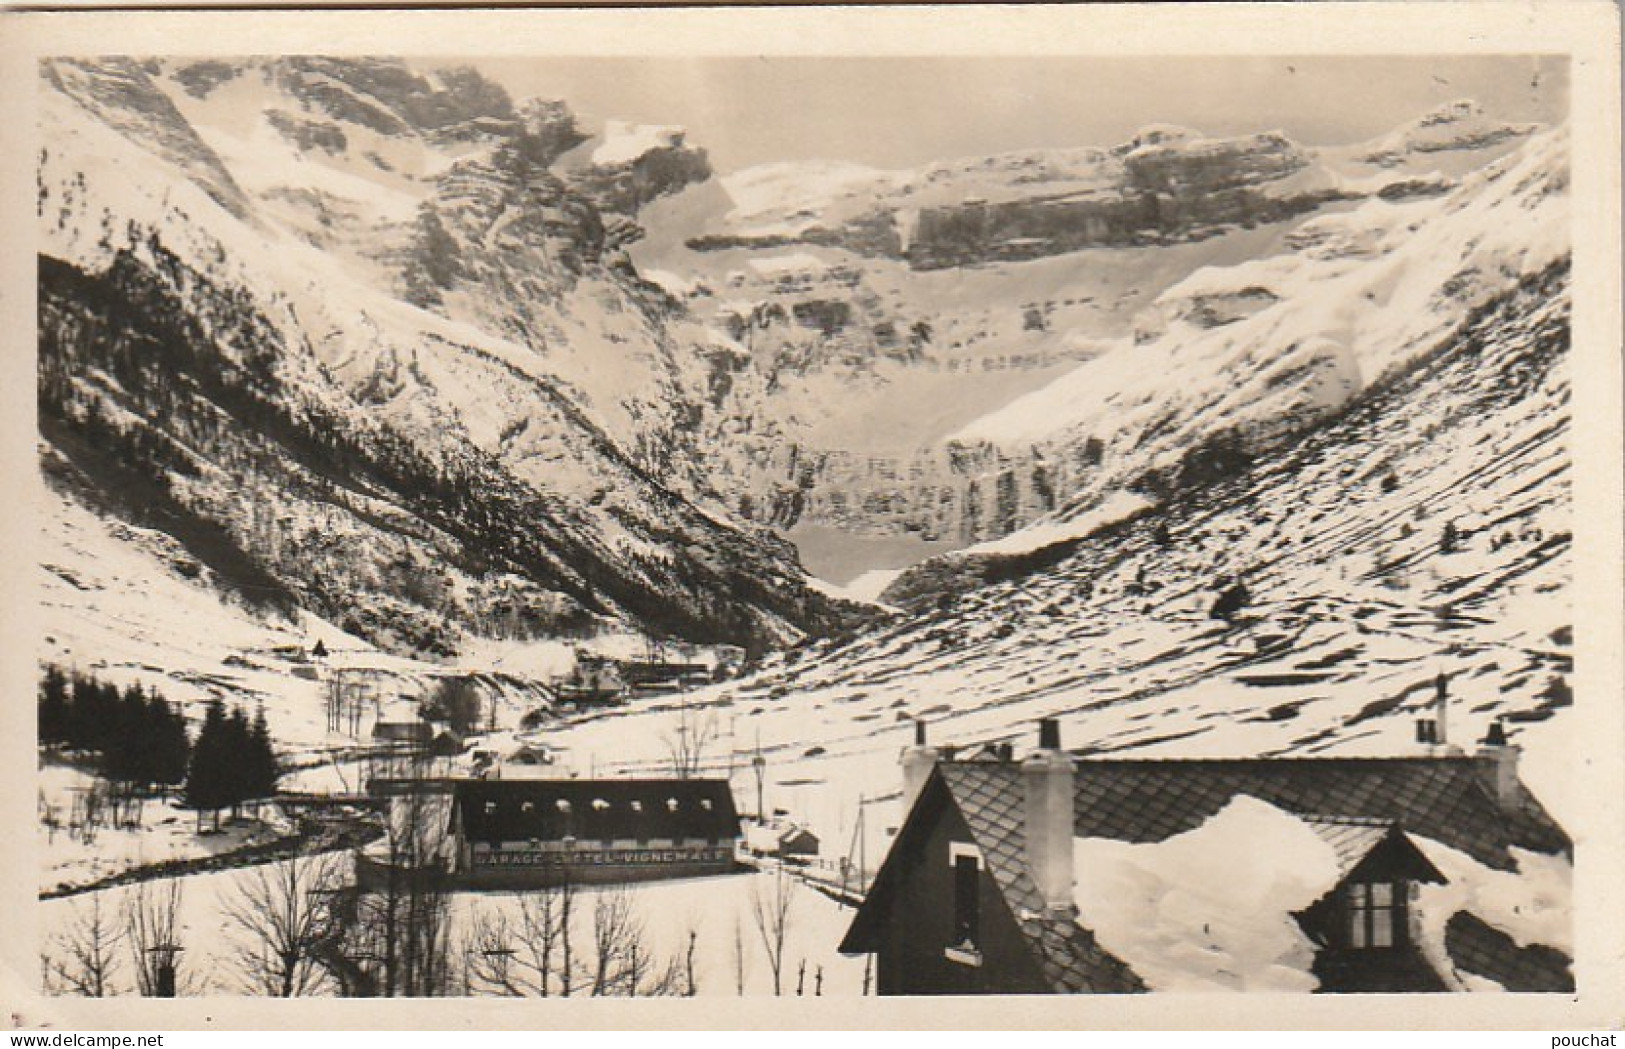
481, 797, 715, 816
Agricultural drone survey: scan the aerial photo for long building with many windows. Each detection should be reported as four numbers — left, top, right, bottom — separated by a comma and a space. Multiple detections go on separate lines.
445, 778, 743, 888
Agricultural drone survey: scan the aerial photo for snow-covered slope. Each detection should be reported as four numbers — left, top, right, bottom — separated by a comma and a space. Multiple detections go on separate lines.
518, 256, 1574, 869
38, 56, 856, 662
898, 122, 1568, 582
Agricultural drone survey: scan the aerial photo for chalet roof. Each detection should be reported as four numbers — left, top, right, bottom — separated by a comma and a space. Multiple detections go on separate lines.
1306, 818, 1450, 889
844, 751, 1569, 994
1058, 754, 1569, 869
451, 778, 741, 844
935, 763, 1146, 993
744, 820, 820, 853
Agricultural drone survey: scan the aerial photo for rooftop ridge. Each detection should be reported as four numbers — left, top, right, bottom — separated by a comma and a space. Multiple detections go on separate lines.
939, 753, 1498, 771
1070, 753, 1494, 766
454, 776, 734, 787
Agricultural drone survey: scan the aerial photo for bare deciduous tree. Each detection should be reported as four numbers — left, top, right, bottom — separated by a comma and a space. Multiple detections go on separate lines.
69, 780, 111, 846
588, 885, 643, 995
462, 879, 700, 999
750, 868, 797, 996
39, 789, 62, 846
663, 703, 720, 779
516, 882, 573, 996
221, 849, 344, 996
124, 878, 184, 997
43, 893, 122, 997
319, 787, 455, 997
465, 908, 523, 996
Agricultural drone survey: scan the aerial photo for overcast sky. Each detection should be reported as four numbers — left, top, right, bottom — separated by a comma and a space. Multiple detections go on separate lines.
469, 55, 1568, 173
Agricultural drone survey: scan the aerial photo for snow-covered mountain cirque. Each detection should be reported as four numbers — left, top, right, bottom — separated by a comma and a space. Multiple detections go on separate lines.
36, 57, 1570, 828
626, 99, 1560, 575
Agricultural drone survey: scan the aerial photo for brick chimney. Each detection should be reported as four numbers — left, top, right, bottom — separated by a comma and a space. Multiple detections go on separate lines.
901, 718, 939, 810
1478, 718, 1524, 812
1023, 718, 1076, 917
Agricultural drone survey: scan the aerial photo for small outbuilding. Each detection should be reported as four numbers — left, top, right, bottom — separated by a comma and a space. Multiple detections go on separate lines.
743, 819, 821, 860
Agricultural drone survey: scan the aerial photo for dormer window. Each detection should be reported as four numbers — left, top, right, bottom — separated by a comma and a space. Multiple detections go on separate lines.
1347, 881, 1408, 949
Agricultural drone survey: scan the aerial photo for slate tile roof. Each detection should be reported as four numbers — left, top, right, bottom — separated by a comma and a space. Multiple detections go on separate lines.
1302, 818, 1395, 877
1066, 754, 1569, 869
1443, 910, 1575, 992
940, 762, 1145, 992
930, 752, 1570, 993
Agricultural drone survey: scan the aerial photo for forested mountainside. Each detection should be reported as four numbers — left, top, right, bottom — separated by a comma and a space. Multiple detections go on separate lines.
38, 57, 860, 659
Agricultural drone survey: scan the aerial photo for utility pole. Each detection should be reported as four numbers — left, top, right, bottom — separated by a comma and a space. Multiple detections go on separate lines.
751, 738, 766, 824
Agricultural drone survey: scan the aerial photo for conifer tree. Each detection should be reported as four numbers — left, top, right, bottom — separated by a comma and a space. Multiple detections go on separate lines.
247, 705, 279, 801
148, 691, 190, 788
38, 665, 70, 745
102, 684, 150, 787
184, 698, 231, 832
1440, 520, 1461, 555
67, 674, 115, 754
225, 706, 253, 818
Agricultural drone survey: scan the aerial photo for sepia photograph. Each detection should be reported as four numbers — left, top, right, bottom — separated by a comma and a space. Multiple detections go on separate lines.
2, 1, 1620, 1032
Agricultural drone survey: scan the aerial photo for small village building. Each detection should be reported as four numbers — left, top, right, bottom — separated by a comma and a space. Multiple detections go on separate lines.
619, 660, 714, 694
367, 719, 465, 784
446, 778, 743, 889
557, 657, 626, 707
372, 720, 433, 748
743, 819, 821, 860
840, 718, 1572, 995
505, 742, 555, 766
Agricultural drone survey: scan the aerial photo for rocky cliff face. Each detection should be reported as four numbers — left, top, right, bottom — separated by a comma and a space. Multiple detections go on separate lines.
567, 131, 713, 222
624, 102, 1551, 568
905, 130, 1349, 269
38, 56, 862, 658
678, 126, 1360, 269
